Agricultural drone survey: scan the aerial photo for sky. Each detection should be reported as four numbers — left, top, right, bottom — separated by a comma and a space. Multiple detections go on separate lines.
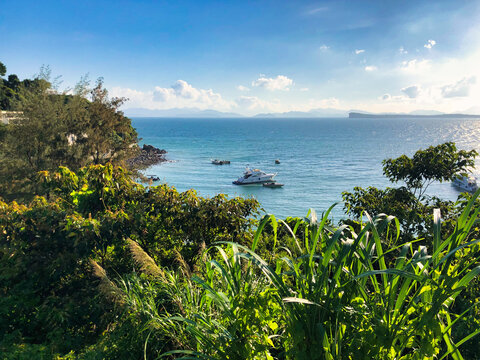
1, 0, 480, 115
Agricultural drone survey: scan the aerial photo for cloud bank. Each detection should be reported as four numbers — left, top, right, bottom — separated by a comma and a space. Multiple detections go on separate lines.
111, 80, 234, 111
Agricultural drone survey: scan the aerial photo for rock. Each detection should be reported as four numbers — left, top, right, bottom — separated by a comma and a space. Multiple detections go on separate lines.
127, 144, 168, 169
142, 144, 167, 154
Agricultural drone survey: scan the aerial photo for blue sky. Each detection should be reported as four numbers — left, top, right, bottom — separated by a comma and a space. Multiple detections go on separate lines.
1, 0, 480, 115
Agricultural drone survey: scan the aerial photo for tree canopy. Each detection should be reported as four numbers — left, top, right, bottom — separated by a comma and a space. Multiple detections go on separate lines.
0, 64, 139, 200
382, 142, 477, 198
343, 142, 478, 242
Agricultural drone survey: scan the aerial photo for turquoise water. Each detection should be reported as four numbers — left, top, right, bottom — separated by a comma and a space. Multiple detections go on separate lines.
132, 117, 480, 221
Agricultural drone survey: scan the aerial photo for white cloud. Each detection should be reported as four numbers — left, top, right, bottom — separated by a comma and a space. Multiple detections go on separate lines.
152, 87, 172, 102
151, 80, 231, 109
441, 77, 476, 98
401, 59, 431, 73
111, 80, 234, 111
319, 44, 330, 52
110, 87, 150, 105
424, 39, 436, 49
299, 87, 309, 92
365, 65, 377, 72
401, 85, 421, 99
381, 94, 391, 101
170, 80, 196, 99
355, 49, 365, 54
236, 85, 250, 92
399, 47, 408, 55
252, 75, 293, 91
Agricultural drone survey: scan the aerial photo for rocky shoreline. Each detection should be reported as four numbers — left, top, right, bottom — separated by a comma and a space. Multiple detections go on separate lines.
127, 144, 168, 169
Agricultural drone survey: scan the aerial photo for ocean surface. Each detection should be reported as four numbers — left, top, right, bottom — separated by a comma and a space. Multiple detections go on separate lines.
132, 117, 480, 221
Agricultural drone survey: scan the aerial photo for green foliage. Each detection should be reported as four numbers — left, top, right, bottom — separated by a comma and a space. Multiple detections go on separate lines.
38, 164, 260, 268
0, 197, 114, 355
80, 78, 139, 166
0, 62, 50, 110
342, 185, 458, 243
343, 142, 476, 243
0, 164, 260, 357
0, 61, 6, 77
382, 142, 477, 198
0, 69, 139, 200
118, 197, 480, 359
120, 251, 280, 359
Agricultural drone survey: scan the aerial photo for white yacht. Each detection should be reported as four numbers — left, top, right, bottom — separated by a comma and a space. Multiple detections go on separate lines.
452, 175, 478, 193
233, 167, 277, 185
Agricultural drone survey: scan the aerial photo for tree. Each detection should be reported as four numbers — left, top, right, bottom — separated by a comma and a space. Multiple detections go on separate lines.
80, 78, 138, 166
342, 142, 477, 241
6, 74, 20, 91
0, 73, 139, 200
382, 142, 477, 198
0, 62, 6, 77
0, 77, 66, 197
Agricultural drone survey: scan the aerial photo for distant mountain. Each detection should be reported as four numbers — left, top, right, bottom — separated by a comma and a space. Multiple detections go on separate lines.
349, 112, 480, 119
124, 107, 244, 118
125, 107, 348, 118
124, 107, 479, 119
254, 108, 347, 118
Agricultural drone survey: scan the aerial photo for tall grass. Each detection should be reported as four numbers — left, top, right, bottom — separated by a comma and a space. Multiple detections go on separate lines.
120, 194, 480, 359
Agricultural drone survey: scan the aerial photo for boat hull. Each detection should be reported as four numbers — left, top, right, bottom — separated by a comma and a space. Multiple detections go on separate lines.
233, 178, 274, 185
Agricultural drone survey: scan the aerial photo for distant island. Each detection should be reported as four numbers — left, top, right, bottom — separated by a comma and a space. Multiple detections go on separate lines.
349, 112, 480, 119
123, 107, 347, 118
125, 107, 480, 119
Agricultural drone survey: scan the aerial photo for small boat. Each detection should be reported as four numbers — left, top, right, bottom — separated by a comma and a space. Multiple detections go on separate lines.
233, 167, 277, 185
212, 159, 231, 165
452, 175, 478, 193
263, 182, 284, 188
275, 159, 281, 164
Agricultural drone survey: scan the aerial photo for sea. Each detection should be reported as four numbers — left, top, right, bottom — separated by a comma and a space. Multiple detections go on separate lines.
132, 117, 480, 222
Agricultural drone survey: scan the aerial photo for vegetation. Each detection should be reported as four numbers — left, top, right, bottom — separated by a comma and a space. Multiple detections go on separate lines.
343, 142, 478, 243
120, 202, 480, 359
0, 61, 50, 111
0, 62, 138, 200
0, 163, 478, 359
1, 60, 480, 359
0, 164, 260, 358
